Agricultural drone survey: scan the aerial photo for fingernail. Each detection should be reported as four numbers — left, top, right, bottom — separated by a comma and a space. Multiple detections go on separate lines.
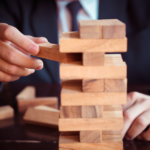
40, 38, 48, 42
36, 60, 43, 70
31, 69, 35, 74
29, 45, 39, 55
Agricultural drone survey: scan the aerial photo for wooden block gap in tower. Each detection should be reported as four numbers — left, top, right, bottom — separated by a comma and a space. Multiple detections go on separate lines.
60, 32, 127, 53
79, 131, 101, 143
82, 52, 105, 66
79, 19, 126, 39
104, 79, 127, 92
61, 80, 127, 106
60, 55, 126, 80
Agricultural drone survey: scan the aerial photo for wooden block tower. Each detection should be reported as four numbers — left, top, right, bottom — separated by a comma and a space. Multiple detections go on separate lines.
58, 19, 127, 150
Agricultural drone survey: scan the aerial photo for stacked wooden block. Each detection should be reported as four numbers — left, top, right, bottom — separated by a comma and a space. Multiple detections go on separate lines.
59, 19, 127, 150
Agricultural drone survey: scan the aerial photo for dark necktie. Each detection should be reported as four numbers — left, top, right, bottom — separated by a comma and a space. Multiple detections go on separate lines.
67, 1, 82, 31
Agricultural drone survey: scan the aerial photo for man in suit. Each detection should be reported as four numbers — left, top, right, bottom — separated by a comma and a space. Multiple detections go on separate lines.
0, 0, 150, 141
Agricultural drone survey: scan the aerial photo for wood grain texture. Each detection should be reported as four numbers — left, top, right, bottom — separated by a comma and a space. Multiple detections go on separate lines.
102, 130, 122, 142
59, 135, 123, 150
82, 79, 104, 92
60, 32, 127, 53
105, 79, 127, 92
79, 19, 125, 39
81, 106, 103, 118
23, 106, 60, 128
36, 43, 82, 63
82, 52, 104, 66
60, 106, 82, 118
59, 117, 123, 131
103, 105, 122, 111
60, 55, 126, 80
60, 106, 102, 118
61, 80, 126, 106
0, 105, 14, 120
80, 131, 101, 143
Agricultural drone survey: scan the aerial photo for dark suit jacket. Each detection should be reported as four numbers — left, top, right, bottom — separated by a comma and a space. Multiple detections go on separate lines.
0, 0, 150, 85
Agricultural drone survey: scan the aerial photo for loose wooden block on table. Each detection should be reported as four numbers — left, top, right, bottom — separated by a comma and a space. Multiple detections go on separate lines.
61, 80, 126, 106
60, 55, 127, 80
60, 105, 103, 118
80, 131, 101, 143
79, 19, 126, 39
16, 86, 58, 112
36, 43, 82, 63
103, 105, 122, 111
60, 32, 127, 53
82, 52, 104, 66
0, 105, 14, 120
82, 79, 104, 92
59, 111, 123, 131
23, 105, 60, 128
105, 79, 127, 92
59, 135, 123, 150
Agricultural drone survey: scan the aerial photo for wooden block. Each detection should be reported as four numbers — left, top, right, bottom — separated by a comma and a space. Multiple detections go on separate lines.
105, 79, 127, 92
16, 86, 58, 112
60, 55, 126, 80
0, 105, 14, 120
102, 111, 123, 118
59, 135, 123, 150
82, 52, 104, 66
23, 105, 60, 128
102, 130, 121, 135
103, 105, 122, 111
79, 19, 125, 39
79, 20, 102, 39
60, 32, 127, 53
102, 19, 126, 39
36, 43, 82, 63
61, 80, 126, 106
16, 86, 35, 100
59, 111, 123, 131
81, 106, 103, 118
60, 106, 102, 118
102, 130, 122, 142
60, 106, 82, 118
80, 131, 101, 143
82, 79, 104, 92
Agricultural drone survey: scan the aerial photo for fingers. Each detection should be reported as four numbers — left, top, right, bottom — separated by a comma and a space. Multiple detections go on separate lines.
122, 92, 150, 111
125, 110, 150, 140
0, 40, 43, 70
0, 23, 39, 55
0, 58, 35, 76
137, 127, 150, 141
0, 71, 20, 82
26, 35, 48, 44
122, 98, 150, 138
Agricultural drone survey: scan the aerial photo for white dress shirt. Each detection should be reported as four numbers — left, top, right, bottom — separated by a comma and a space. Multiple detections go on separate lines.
57, 0, 99, 35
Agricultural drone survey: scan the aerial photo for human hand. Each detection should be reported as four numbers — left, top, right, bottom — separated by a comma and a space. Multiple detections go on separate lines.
122, 92, 150, 141
0, 23, 48, 82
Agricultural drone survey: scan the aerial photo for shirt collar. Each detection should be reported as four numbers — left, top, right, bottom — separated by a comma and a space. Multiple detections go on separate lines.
57, 0, 99, 20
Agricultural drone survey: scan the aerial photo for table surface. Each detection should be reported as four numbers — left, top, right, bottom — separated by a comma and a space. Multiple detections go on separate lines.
0, 83, 150, 150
